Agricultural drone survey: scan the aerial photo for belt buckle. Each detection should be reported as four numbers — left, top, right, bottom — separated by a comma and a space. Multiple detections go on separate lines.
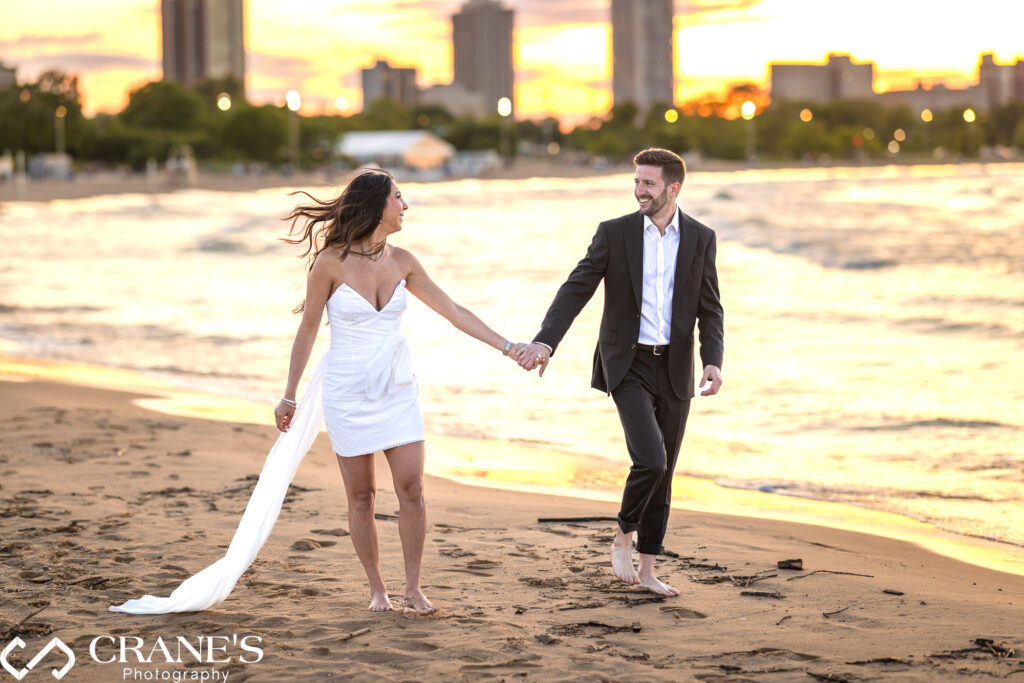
652, 345, 663, 356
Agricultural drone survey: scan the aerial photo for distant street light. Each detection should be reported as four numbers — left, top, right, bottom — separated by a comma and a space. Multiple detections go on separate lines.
741, 101, 756, 164
497, 97, 512, 163
55, 105, 67, 155
664, 109, 679, 123
799, 108, 813, 123
286, 90, 302, 170
920, 109, 933, 123
497, 97, 512, 118
216, 93, 232, 111
962, 108, 978, 156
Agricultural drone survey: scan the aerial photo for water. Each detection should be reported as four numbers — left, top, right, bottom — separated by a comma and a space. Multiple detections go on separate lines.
1, 163, 1021, 547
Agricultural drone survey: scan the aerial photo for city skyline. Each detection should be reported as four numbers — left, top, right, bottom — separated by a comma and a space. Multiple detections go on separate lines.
2, 0, 1022, 121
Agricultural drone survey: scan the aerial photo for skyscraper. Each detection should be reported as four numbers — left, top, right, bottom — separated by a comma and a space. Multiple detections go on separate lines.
611, 0, 674, 112
361, 60, 419, 110
162, 0, 245, 90
452, 0, 514, 116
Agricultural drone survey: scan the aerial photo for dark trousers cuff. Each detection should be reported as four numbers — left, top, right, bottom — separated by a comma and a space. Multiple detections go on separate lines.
635, 540, 665, 556
617, 515, 640, 536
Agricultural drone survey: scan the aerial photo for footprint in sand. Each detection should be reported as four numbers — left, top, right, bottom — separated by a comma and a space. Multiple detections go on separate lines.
290, 539, 338, 551
659, 606, 708, 619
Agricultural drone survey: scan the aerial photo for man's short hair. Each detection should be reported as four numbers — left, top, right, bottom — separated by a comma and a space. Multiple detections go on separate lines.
633, 148, 686, 186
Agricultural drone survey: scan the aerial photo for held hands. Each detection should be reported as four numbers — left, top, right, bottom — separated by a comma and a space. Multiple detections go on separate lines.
699, 365, 723, 396
274, 400, 296, 432
511, 342, 551, 377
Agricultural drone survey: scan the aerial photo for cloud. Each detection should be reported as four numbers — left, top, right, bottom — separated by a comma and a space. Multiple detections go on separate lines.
0, 32, 104, 52
387, 0, 764, 28
11, 53, 157, 73
248, 51, 319, 80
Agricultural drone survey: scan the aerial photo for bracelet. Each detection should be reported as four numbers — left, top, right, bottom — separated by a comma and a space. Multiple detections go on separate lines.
280, 397, 297, 408
502, 340, 512, 356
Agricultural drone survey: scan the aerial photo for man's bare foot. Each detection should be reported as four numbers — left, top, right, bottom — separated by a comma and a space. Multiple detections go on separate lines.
369, 590, 393, 612
638, 574, 679, 596
405, 589, 436, 615
611, 530, 640, 584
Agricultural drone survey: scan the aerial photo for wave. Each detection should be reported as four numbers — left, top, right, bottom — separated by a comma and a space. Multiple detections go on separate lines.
847, 417, 1014, 432
706, 475, 1024, 548
0, 304, 106, 314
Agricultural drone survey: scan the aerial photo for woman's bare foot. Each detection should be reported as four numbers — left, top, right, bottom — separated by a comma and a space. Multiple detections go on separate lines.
369, 590, 393, 612
405, 589, 436, 615
638, 574, 679, 596
611, 530, 640, 584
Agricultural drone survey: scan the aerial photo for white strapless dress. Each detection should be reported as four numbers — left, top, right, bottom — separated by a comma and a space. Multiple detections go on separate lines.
323, 279, 424, 457
109, 279, 423, 615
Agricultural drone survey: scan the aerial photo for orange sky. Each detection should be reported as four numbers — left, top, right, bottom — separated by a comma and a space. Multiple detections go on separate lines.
2, 0, 1021, 121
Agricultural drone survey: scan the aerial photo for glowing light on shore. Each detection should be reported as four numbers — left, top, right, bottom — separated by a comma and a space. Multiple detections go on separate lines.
664, 109, 679, 123
497, 97, 512, 118
800, 108, 813, 122
888, 140, 900, 153
285, 90, 302, 112
741, 100, 756, 120
863, 127, 876, 140
963, 108, 976, 123
921, 109, 933, 122
216, 93, 232, 111
894, 128, 906, 142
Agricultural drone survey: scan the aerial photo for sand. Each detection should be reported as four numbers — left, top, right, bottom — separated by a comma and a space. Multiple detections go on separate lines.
1, 374, 1022, 681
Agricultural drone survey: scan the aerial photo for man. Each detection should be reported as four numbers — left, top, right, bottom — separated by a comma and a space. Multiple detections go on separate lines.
515, 148, 724, 596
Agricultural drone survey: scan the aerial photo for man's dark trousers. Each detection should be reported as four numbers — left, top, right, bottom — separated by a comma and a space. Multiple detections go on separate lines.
612, 347, 690, 555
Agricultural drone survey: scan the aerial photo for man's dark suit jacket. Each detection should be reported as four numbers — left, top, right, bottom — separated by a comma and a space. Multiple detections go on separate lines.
534, 208, 724, 400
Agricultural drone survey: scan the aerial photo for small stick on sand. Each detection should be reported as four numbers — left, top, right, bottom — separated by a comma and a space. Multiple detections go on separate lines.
786, 570, 874, 582
337, 627, 371, 642
823, 605, 852, 618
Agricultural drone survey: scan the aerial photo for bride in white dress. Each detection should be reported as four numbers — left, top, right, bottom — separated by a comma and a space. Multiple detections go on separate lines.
276, 169, 523, 615
110, 169, 523, 617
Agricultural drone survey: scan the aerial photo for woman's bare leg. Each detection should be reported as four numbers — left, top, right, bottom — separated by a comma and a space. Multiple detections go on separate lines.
384, 441, 435, 615
337, 453, 391, 611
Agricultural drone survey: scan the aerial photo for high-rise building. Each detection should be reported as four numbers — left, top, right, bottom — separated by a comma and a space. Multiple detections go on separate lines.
611, 0, 674, 112
161, 0, 245, 90
361, 60, 419, 110
452, 0, 514, 116
0, 62, 16, 90
770, 54, 873, 103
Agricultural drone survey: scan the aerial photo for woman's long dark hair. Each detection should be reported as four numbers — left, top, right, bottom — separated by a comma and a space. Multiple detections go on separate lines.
282, 168, 394, 312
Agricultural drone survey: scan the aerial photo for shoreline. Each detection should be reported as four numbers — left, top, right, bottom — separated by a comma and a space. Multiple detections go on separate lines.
3, 157, 1017, 204
1, 358, 1022, 680
3, 349, 1022, 579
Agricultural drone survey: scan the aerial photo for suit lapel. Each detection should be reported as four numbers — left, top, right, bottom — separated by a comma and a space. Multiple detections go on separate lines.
673, 209, 697, 303
623, 212, 644, 310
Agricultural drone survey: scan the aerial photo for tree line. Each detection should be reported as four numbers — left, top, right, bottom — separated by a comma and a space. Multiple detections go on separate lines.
3, 71, 1022, 169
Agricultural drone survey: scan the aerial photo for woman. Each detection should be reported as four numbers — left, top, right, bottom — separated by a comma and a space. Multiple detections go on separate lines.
275, 169, 522, 615
110, 169, 522, 617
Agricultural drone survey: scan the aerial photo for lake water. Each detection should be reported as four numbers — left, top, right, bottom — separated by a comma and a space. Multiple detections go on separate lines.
1, 163, 1021, 549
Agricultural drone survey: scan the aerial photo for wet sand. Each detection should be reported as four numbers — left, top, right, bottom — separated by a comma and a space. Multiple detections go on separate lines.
1, 373, 1022, 681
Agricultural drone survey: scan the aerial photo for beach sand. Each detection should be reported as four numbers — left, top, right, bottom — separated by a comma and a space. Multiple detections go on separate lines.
1, 372, 1022, 682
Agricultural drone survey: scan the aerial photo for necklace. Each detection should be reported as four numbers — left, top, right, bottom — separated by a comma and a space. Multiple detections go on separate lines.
353, 241, 386, 261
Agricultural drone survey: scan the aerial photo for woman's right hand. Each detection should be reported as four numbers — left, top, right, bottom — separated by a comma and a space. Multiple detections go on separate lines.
274, 401, 296, 432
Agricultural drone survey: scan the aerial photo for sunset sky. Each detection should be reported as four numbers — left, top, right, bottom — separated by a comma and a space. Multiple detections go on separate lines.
2, 0, 1022, 121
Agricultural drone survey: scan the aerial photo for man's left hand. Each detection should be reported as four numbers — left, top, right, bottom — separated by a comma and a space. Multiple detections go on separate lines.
700, 365, 723, 396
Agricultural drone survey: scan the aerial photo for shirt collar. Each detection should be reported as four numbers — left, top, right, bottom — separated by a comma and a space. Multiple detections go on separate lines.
643, 206, 680, 236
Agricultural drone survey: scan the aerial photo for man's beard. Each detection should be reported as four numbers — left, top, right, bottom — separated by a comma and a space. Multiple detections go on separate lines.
638, 187, 668, 216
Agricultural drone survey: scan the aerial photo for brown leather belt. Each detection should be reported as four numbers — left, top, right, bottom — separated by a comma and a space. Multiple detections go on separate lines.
636, 343, 669, 356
